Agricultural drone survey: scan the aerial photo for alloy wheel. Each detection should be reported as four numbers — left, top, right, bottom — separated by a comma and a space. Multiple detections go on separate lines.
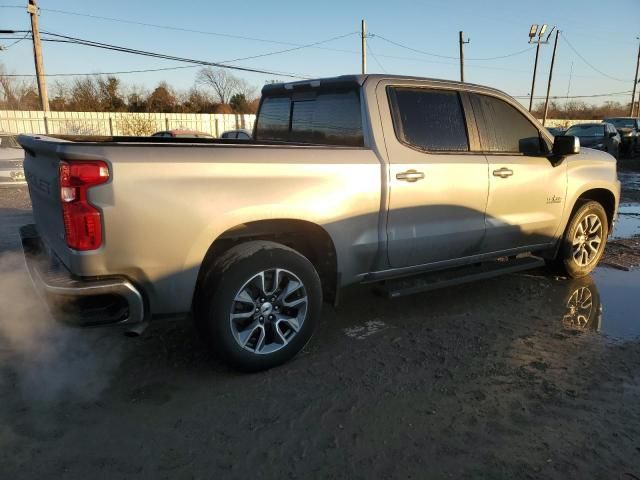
229, 268, 308, 355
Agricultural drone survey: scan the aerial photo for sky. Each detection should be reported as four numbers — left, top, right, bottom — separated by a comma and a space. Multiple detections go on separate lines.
1, 0, 639, 107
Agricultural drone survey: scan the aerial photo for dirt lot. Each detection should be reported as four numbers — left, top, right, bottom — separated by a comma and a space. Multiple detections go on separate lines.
1, 171, 640, 479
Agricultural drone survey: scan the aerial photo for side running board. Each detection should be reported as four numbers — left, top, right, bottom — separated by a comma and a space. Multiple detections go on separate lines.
374, 256, 545, 299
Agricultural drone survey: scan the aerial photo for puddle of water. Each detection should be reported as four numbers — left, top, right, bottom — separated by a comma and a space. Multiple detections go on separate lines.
590, 267, 640, 341
612, 203, 640, 239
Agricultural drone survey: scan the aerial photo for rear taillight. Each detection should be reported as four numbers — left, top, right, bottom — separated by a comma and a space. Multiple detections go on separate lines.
59, 160, 109, 251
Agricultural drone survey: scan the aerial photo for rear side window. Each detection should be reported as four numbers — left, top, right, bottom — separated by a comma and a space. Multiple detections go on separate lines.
388, 87, 469, 152
255, 89, 364, 147
471, 94, 545, 155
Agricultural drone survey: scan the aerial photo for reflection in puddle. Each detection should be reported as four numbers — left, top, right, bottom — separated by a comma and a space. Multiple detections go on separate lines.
562, 278, 602, 332
557, 268, 640, 340
612, 203, 640, 239
590, 268, 640, 340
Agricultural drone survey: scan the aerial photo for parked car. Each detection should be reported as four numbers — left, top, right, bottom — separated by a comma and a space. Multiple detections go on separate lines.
546, 127, 565, 136
564, 122, 621, 158
220, 129, 252, 140
0, 133, 26, 186
18, 74, 620, 371
151, 129, 215, 139
603, 117, 640, 156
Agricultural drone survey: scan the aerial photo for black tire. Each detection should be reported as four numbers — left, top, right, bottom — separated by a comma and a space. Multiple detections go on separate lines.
556, 201, 608, 278
196, 241, 322, 372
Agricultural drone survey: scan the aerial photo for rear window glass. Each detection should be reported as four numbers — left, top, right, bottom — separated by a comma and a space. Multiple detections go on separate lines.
255, 89, 363, 146
388, 87, 469, 152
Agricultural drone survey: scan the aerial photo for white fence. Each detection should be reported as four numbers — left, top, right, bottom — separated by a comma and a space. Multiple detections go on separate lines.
0, 110, 256, 137
0, 110, 597, 137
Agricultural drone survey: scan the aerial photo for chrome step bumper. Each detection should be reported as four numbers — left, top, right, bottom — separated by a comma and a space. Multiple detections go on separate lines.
19, 224, 146, 327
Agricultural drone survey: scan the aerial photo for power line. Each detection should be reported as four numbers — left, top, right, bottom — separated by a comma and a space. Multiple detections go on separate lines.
367, 41, 387, 73
219, 32, 358, 64
35, 6, 359, 56
373, 33, 535, 61
0, 30, 28, 48
33, 31, 311, 79
561, 33, 632, 83
2, 63, 201, 77
512, 89, 632, 100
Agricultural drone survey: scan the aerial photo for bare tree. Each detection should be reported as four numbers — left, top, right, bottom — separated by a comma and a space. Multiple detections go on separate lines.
197, 67, 256, 104
0, 64, 39, 110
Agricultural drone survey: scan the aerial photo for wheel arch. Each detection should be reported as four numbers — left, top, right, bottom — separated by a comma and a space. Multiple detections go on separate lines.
574, 187, 617, 233
192, 219, 339, 310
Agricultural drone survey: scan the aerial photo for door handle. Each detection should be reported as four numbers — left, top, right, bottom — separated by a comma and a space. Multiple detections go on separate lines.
396, 169, 425, 182
492, 167, 514, 178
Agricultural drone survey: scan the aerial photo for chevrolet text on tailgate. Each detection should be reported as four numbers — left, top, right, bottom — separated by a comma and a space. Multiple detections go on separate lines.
19, 74, 621, 371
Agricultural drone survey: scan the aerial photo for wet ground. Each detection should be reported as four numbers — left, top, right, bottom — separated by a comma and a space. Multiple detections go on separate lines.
1, 172, 640, 479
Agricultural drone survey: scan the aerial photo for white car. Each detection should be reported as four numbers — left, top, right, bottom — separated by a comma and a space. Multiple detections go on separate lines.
0, 133, 26, 186
220, 129, 252, 140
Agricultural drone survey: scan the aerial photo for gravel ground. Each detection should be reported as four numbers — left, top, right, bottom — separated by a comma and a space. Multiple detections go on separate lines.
1, 176, 640, 479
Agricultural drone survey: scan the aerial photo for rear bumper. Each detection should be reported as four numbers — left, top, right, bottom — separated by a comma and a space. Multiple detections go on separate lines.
19, 224, 146, 327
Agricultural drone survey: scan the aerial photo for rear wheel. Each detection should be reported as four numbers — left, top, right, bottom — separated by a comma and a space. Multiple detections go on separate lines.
556, 201, 608, 278
196, 241, 322, 371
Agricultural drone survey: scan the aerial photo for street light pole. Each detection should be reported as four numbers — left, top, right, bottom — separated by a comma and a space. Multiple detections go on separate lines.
630, 38, 640, 117
542, 29, 560, 126
527, 24, 553, 113
529, 40, 542, 112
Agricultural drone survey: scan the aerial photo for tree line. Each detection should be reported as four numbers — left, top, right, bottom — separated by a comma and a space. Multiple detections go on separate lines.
0, 65, 260, 114
532, 99, 633, 120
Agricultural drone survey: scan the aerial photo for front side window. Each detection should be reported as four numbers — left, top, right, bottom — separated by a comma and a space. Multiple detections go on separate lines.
471, 94, 545, 155
388, 87, 469, 152
255, 89, 363, 147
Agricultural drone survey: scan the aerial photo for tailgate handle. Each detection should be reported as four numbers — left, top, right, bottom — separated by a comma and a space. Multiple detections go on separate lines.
396, 170, 425, 182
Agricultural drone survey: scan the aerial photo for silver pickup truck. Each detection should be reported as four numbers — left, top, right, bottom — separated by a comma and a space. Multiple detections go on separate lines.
19, 74, 620, 371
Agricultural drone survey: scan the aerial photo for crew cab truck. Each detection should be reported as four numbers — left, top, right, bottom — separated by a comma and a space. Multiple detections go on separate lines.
19, 75, 621, 371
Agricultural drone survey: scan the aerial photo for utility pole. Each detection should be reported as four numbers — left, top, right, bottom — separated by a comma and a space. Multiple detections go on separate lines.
27, 0, 50, 113
542, 29, 560, 126
361, 19, 367, 75
630, 38, 640, 117
459, 31, 470, 82
527, 24, 554, 113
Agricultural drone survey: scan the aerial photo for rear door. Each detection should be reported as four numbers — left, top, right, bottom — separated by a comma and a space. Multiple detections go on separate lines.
379, 82, 489, 268
469, 93, 566, 252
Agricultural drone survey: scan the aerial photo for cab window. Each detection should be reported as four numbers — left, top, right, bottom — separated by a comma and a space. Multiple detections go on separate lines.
471, 93, 547, 155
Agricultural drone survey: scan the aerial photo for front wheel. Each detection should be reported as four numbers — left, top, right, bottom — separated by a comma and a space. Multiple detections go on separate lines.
196, 241, 322, 371
556, 201, 608, 278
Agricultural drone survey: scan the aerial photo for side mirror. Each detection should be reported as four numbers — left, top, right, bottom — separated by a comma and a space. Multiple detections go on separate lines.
553, 135, 580, 156
550, 135, 580, 166
609, 132, 617, 138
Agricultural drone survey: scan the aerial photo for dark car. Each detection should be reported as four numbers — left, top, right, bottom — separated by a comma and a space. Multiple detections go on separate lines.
564, 122, 621, 159
0, 133, 26, 186
603, 117, 639, 156
546, 126, 565, 136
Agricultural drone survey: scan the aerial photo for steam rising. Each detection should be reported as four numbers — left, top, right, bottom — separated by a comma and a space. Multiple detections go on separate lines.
0, 251, 123, 402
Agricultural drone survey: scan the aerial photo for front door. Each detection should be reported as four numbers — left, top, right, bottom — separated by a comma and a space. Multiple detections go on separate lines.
469, 93, 567, 252
380, 83, 489, 268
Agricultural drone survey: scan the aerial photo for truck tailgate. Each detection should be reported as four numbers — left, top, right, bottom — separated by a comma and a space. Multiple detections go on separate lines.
19, 135, 71, 267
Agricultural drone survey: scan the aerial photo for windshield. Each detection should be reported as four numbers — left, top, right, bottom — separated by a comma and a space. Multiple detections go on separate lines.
565, 125, 604, 137
605, 118, 635, 128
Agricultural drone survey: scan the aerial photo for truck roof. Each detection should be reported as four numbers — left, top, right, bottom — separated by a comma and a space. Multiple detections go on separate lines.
261, 74, 510, 99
